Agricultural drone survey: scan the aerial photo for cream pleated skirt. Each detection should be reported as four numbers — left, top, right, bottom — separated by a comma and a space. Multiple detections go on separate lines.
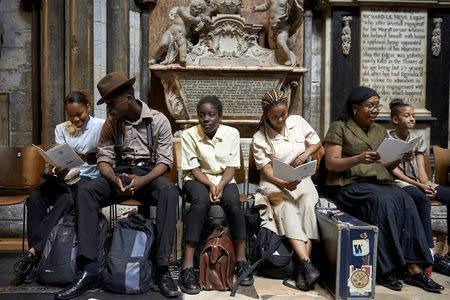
253, 177, 319, 241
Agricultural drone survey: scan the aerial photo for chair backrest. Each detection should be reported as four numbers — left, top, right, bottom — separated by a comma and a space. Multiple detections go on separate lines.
311, 144, 325, 183
164, 141, 180, 183
433, 146, 450, 186
423, 153, 432, 182
248, 145, 260, 185
234, 146, 245, 184
0, 145, 45, 189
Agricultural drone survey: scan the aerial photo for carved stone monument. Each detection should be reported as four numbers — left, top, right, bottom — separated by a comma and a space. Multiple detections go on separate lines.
149, 0, 306, 135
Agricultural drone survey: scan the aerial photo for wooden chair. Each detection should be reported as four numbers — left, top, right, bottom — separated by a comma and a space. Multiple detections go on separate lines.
433, 146, 450, 187
247, 145, 260, 188
423, 153, 442, 206
236, 146, 248, 206
0, 145, 45, 251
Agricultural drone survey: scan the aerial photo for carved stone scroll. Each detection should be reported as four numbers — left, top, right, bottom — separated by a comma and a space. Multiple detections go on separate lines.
341, 16, 352, 56
160, 79, 189, 119
432, 18, 442, 57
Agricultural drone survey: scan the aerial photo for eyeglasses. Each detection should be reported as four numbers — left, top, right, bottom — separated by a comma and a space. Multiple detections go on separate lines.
361, 104, 383, 112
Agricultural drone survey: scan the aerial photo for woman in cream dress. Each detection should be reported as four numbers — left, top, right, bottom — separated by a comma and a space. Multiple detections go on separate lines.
251, 89, 321, 290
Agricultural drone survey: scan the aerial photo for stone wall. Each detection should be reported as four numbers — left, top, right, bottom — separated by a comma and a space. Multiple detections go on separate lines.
0, 0, 33, 147
310, 18, 323, 137
0, 0, 33, 237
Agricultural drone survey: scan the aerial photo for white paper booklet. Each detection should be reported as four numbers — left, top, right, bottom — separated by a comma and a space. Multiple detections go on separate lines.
32, 144, 84, 169
273, 159, 317, 182
376, 136, 422, 162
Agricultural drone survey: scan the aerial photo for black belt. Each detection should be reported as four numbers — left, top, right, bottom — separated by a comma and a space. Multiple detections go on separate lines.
118, 159, 155, 167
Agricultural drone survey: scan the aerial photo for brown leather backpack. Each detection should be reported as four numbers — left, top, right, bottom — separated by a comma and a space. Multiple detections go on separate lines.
199, 227, 236, 291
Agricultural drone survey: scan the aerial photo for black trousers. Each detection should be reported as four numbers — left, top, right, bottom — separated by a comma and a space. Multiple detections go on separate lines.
403, 185, 434, 248
435, 186, 450, 246
75, 166, 178, 268
404, 185, 450, 247
184, 180, 245, 243
26, 177, 90, 253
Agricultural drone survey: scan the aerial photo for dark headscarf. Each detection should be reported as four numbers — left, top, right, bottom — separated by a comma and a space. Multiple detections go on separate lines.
340, 86, 379, 121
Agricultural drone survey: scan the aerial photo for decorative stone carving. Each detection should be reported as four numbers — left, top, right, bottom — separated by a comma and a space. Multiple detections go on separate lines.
151, 0, 305, 67
187, 14, 277, 65
209, 0, 243, 14
432, 18, 442, 57
160, 79, 189, 119
253, 0, 304, 66
149, 1, 307, 131
149, 0, 209, 65
341, 16, 352, 56
135, 0, 157, 5
150, 65, 307, 125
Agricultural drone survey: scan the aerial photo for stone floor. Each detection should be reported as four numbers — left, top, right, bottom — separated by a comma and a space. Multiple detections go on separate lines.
185, 273, 450, 300
0, 251, 449, 299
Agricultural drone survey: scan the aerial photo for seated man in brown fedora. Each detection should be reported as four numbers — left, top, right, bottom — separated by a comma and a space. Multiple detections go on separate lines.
56, 72, 180, 299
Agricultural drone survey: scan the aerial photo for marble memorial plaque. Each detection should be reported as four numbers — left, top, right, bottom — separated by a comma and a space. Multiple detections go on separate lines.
360, 7, 428, 115
180, 76, 281, 117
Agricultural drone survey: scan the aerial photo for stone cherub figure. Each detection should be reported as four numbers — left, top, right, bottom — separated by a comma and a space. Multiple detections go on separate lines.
150, 0, 209, 65
253, 0, 304, 65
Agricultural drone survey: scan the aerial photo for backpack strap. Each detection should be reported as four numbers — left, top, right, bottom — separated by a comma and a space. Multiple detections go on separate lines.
230, 236, 283, 297
282, 279, 299, 290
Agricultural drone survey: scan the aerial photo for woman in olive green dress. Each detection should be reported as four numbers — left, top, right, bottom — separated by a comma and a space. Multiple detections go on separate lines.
322, 86, 443, 293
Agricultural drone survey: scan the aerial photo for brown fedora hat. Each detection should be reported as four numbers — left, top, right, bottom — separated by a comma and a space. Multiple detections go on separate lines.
96, 72, 136, 105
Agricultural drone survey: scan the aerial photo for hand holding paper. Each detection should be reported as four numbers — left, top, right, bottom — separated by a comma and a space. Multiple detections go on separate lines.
376, 136, 421, 162
33, 144, 84, 169
273, 159, 317, 182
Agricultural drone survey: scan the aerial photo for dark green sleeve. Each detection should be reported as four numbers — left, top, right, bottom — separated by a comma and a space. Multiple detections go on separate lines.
324, 121, 344, 146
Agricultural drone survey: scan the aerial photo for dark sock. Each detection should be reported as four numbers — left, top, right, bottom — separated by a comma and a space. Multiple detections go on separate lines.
84, 261, 100, 275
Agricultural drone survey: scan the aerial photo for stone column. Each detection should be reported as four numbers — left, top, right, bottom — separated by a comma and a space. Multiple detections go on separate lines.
303, 10, 313, 124
40, 0, 65, 147
107, 0, 129, 75
140, 10, 150, 104
68, 0, 94, 94
321, 7, 332, 137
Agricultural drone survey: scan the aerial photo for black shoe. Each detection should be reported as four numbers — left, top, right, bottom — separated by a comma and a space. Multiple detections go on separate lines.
295, 267, 313, 291
404, 271, 444, 293
54, 271, 100, 299
13, 252, 40, 278
434, 254, 450, 276
300, 259, 320, 286
377, 273, 403, 291
157, 268, 179, 298
235, 261, 254, 286
179, 267, 200, 294
23, 260, 39, 283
